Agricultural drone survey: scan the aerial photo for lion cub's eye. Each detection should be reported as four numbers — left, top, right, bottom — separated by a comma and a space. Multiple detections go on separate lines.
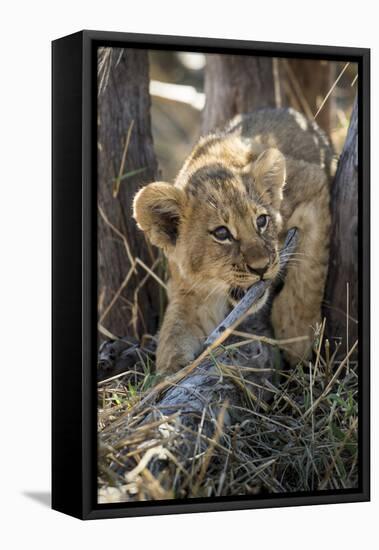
256, 214, 269, 232
212, 226, 232, 241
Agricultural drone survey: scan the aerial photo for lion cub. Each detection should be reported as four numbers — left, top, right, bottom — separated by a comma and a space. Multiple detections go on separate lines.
134, 108, 334, 373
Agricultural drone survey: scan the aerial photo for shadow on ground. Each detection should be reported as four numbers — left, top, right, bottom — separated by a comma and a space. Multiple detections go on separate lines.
23, 491, 51, 508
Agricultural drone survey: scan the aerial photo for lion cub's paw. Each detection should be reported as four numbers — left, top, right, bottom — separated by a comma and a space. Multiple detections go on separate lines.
156, 346, 196, 375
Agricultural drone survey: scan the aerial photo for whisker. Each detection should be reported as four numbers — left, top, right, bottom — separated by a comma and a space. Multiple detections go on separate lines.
280, 252, 307, 258
203, 284, 224, 302
286, 261, 303, 267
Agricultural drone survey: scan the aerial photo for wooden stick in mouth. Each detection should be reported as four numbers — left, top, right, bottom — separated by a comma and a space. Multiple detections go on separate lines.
204, 228, 298, 348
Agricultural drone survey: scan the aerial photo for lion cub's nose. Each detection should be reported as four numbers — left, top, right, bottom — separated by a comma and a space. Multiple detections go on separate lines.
246, 262, 269, 278
242, 244, 270, 278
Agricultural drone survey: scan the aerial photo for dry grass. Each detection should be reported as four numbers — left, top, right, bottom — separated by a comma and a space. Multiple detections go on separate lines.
97, 324, 358, 503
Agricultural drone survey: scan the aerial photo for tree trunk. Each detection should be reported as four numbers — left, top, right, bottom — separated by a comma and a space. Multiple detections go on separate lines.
202, 54, 276, 133
202, 56, 333, 137
97, 48, 161, 340
324, 97, 358, 357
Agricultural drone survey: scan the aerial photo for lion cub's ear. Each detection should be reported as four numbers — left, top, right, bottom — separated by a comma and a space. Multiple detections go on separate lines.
133, 182, 185, 250
251, 148, 286, 210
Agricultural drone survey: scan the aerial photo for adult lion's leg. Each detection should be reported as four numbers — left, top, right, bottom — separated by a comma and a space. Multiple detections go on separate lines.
272, 184, 331, 365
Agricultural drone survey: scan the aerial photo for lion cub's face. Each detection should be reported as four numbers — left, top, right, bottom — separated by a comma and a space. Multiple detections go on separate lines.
133, 147, 286, 292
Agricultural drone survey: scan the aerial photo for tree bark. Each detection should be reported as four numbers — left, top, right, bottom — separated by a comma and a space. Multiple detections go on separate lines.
202, 54, 276, 133
324, 97, 358, 357
97, 48, 161, 340
202, 56, 333, 137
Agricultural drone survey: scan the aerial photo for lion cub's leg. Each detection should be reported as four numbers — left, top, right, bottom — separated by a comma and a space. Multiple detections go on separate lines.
155, 299, 204, 374
272, 184, 330, 365
156, 289, 228, 374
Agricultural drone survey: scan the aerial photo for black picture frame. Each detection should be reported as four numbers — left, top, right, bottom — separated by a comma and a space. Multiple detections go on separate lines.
52, 30, 370, 520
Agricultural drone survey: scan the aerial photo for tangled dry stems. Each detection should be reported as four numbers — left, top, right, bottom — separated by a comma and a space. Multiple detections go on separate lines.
98, 324, 358, 503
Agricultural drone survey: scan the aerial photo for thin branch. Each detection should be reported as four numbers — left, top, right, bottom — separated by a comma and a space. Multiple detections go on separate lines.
99, 263, 136, 324
98, 204, 136, 269
113, 120, 135, 198
98, 323, 119, 340
314, 62, 350, 120
282, 59, 313, 120
272, 58, 282, 108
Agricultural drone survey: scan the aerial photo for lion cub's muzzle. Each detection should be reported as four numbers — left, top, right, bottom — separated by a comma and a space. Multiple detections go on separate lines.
232, 258, 278, 288
246, 261, 270, 278
241, 243, 273, 280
